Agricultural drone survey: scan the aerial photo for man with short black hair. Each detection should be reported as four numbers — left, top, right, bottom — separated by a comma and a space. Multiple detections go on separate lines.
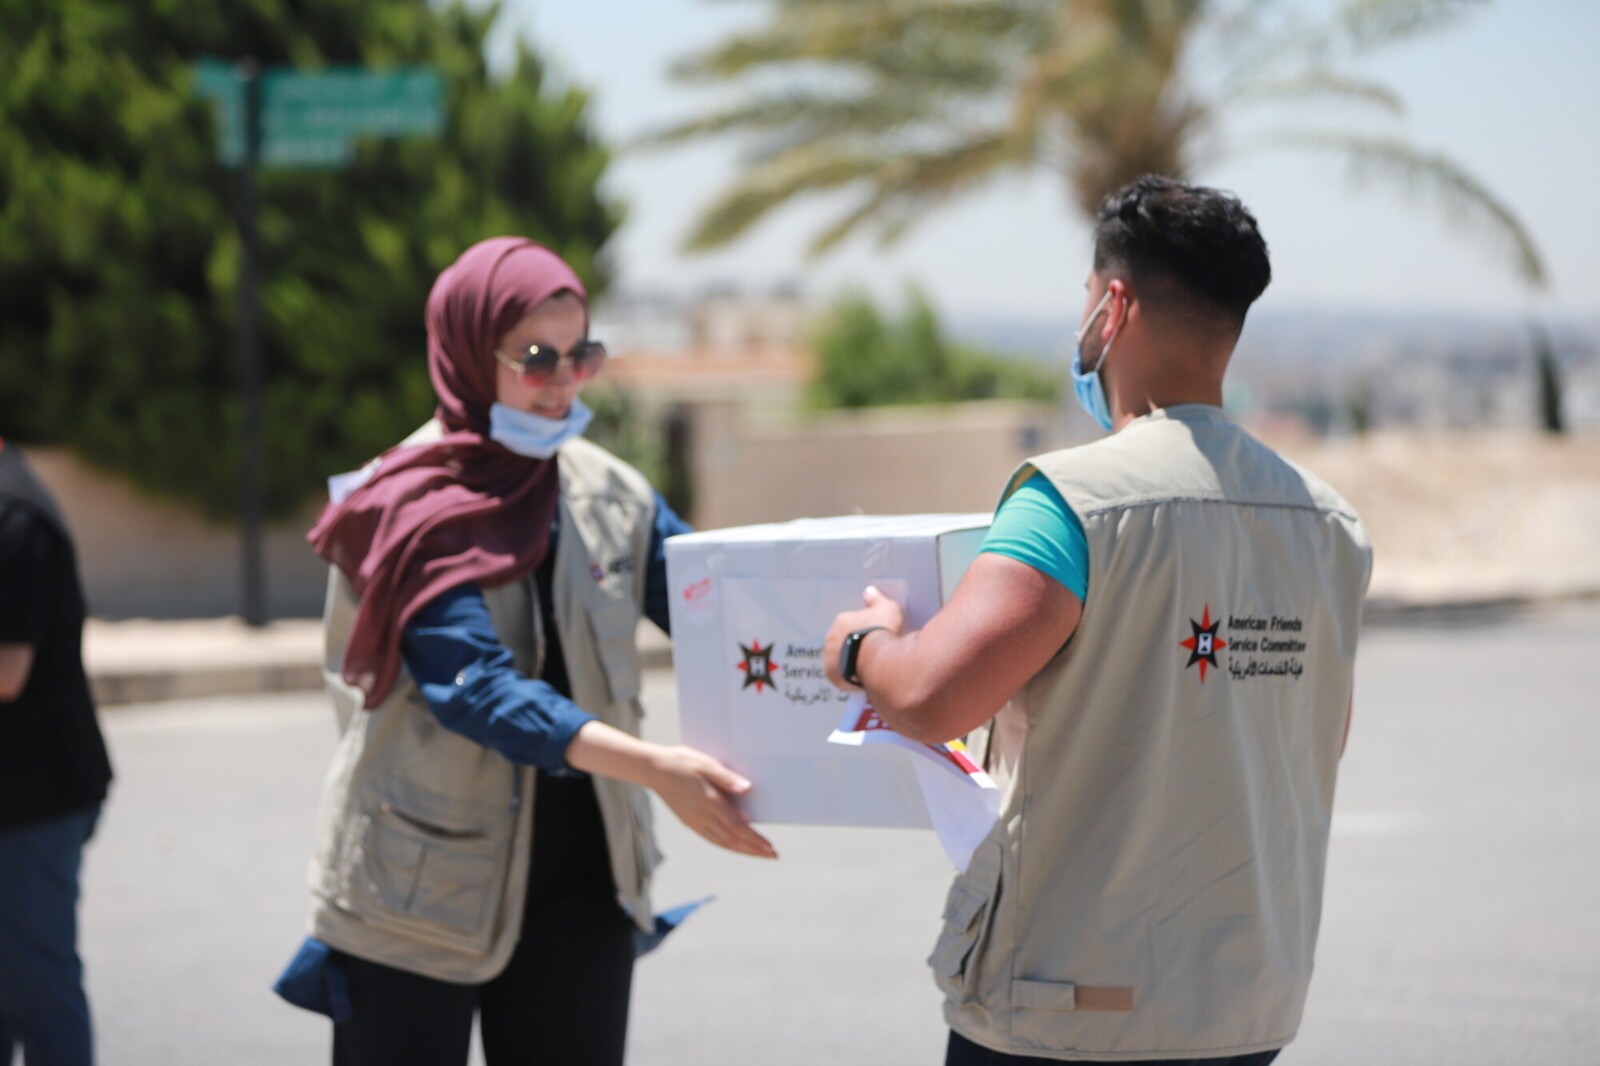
0, 440, 112, 1066
826, 176, 1371, 1064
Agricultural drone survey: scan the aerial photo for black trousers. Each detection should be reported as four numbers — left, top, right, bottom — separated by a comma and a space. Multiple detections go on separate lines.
947, 1030, 1282, 1066
331, 775, 635, 1066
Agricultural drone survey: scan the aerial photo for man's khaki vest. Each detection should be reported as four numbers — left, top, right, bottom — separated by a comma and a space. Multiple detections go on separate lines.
305, 432, 661, 984
936, 405, 1371, 1060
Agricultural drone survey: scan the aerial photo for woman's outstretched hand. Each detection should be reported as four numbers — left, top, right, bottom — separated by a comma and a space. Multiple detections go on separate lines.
644, 746, 777, 860
566, 721, 777, 860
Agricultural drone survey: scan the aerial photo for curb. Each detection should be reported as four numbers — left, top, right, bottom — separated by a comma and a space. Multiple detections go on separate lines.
91, 639, 676, 708
1362, 588, 1600, 627
91, 664, 327, 707
87, 592, 1598, 708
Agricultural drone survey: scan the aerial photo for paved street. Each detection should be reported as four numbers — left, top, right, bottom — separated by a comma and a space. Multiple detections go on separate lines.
78, 605, 1599, 1065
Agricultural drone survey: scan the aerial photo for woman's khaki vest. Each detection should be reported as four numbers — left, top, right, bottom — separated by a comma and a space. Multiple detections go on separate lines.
305, 432, 661, 984
936, 406, 1372, 1059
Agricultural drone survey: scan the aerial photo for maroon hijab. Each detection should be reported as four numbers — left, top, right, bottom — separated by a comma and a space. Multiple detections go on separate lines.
307, 238, 585, 708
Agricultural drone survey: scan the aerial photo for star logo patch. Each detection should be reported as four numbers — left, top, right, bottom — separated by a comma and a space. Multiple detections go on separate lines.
736, 639, 781, 693
1179, 605, 1227, 683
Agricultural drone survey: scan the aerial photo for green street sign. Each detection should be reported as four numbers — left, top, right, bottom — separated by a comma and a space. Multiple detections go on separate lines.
193, 61, 444, 169
268, 69, 443, 137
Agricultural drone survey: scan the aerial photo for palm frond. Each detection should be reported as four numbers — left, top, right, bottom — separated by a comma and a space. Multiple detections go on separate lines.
670, 0, 1034, 83
651, 0, 1538, 295
681, 149, 888, 251
689, 127, 1029, 257
1334, 0, 1489, 51
1225, 69, 1406, 116
668, 4, 883, 81
806, 131, 1029, 254
633, 88, 932, 151
1272, 130, 1546, 288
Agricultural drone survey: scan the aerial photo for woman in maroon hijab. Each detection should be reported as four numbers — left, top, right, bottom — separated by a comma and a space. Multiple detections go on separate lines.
288, 238, 774, 1066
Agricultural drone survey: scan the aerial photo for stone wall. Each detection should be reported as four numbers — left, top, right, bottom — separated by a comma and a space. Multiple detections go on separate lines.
21, 400, 1067, 618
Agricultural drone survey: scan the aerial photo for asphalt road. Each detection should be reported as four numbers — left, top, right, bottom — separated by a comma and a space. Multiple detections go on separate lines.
76, 604, 1600, 1065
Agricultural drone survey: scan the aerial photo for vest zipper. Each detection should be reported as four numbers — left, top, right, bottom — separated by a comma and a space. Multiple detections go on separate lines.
527, 572, 547, 682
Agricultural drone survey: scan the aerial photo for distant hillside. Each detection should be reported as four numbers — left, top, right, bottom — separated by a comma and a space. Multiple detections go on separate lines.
948, 308, 1600, 434
948, 308, 1600, 368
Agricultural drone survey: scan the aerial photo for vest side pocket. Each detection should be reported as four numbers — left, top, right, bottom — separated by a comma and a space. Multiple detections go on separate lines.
928, 841, 1003, 1006
334, 800, 512, 957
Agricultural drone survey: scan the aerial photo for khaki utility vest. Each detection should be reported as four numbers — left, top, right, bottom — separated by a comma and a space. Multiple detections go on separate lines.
936, 406, 1371, 1059
306, 430, 662, 983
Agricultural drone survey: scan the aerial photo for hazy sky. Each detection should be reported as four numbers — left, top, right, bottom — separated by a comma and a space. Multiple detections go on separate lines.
490, 1, 1599, 321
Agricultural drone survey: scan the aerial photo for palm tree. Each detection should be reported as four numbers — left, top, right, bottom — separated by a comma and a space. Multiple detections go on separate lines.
643, 0, 1545, 287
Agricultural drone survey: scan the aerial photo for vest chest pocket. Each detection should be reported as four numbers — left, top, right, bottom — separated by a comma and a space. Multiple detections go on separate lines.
337, 801, 513, 956
928, 841, 1003, 1005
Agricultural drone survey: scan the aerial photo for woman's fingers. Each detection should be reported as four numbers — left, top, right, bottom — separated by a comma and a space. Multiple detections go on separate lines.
713, 799, 776, 859
689, 769, 777, 859
649, 755, 774, 857
651, 748, 777, 859
696, 759, 776, 858
695, 780, 775, 859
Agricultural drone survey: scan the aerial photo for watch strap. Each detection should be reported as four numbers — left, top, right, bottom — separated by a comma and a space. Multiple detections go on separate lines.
839, 626, 887, 687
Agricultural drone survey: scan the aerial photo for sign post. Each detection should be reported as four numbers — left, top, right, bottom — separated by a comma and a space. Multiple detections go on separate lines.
236, 61, 265, 627
194, 61, 444, 625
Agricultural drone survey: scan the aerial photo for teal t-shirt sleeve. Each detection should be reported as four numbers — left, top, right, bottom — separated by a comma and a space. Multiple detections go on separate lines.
979, 471, 1089, 601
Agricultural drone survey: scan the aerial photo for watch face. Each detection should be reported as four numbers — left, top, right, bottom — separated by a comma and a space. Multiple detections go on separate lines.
842, 627, 881, 685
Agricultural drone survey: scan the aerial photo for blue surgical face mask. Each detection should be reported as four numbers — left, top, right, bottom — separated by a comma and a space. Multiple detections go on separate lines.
488, 397, 593, 459
1071, 289, 1117, 432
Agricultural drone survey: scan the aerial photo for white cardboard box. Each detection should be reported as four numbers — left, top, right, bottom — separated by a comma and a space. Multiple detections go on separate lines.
665, 514, 991, 827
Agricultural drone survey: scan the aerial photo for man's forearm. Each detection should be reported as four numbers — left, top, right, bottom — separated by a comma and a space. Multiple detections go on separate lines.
824, 556, 1084, 745
854, 629, 989, 744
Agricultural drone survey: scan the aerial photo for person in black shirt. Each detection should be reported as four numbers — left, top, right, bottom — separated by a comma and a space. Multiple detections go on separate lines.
0, 439, 113, 1066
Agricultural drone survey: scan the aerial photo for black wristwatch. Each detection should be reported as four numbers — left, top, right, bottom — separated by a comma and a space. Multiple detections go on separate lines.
838, 626, 887, 687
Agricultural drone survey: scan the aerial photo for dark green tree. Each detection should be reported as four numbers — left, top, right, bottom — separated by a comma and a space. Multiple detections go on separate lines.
0, 0, 620, 517
810, 286, 1059, 409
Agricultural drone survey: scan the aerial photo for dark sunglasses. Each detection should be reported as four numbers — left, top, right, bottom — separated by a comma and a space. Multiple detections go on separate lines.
493, 339, 607, 384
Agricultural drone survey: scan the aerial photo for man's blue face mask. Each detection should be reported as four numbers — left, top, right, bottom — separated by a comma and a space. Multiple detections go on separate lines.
1071, 288, 1118, 432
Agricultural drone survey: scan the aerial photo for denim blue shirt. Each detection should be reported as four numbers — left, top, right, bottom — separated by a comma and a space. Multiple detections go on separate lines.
399, 491, 690, 772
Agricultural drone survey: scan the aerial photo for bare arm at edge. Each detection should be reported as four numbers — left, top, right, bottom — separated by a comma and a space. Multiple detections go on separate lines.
0, 644, 35, 702
823, 553, 1083, 745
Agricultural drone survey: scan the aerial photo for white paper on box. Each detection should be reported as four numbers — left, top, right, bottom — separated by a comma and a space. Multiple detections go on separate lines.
665, 514, 991, 829
828, 694, 1002, 870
